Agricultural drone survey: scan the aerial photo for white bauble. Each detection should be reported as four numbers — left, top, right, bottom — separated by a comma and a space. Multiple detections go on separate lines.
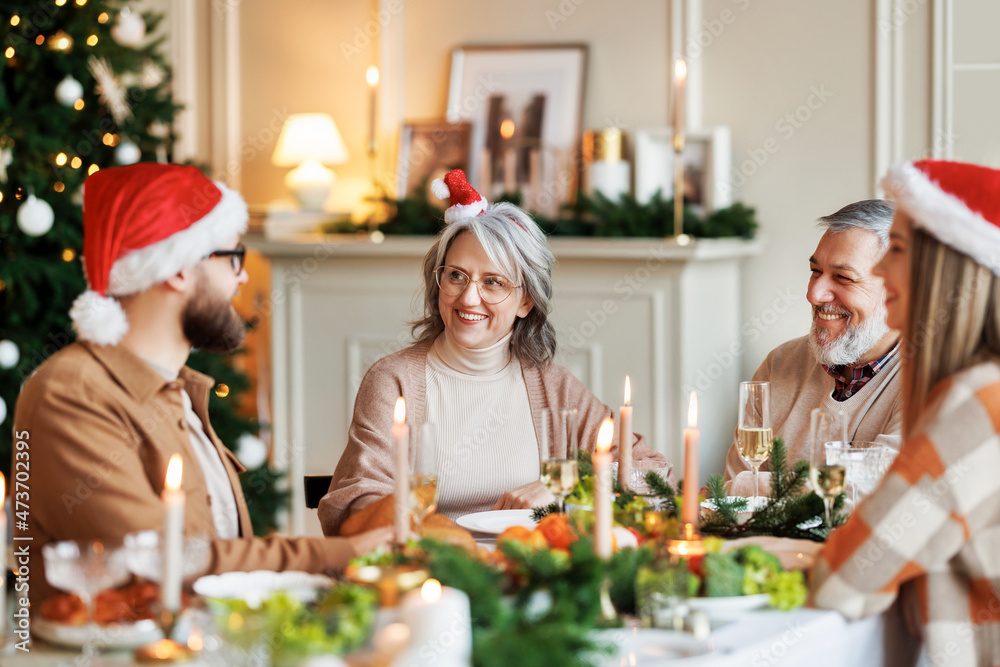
111, 7, 146, 47
115, 140, 141, 165
17, 195, 55, 237
0, 396, 6, 425
235, 433, 268, 469
55, 75, 84, 107
0, 340, 19, 369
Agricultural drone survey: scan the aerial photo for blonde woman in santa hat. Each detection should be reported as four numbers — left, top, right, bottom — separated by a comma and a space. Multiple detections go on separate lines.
319, 170, 671, 535
812, 160, 1000, 664
14, 163, 391, 606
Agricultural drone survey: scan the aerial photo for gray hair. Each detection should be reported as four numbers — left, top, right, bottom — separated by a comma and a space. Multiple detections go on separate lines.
817, 199, 894, 250
411, 202, 557, 367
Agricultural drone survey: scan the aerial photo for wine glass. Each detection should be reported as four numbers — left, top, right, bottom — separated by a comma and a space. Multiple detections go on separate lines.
409, 422, 439, 530
826, 441, 893, 506
737, 381, 772, 502
539, 408, 579, 514
43, 540, 130, 631
808, 408, 847, 528
123, 530, 211, 583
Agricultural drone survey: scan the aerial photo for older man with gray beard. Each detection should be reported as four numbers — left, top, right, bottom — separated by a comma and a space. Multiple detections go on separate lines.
724, 200, 902, 496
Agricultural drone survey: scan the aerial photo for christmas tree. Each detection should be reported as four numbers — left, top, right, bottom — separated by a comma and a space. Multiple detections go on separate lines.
0, 1, 286, 535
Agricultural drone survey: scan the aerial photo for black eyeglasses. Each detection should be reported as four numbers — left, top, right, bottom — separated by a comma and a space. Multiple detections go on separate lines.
208, 244, 246, 274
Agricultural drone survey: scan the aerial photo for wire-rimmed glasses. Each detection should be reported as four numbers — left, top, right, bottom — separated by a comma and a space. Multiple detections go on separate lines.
435, 266, 520, 305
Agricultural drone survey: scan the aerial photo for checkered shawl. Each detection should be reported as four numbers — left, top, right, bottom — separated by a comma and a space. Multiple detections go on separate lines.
813, 361, 1000, 665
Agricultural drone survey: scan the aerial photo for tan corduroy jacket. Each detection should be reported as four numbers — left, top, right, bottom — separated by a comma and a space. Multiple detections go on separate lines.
12, 341, 356, 604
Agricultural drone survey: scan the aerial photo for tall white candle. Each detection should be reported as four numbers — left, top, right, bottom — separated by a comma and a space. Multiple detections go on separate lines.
393, 397, 410, 545
618, 376, 633, 491
398, 579, 472, 662
0, 473, 6, 640
672, 58, 687, 138
366, 65, 379, 156
594, 418, 615, 558
682, 392, 700, 525
162, 455, 185, 612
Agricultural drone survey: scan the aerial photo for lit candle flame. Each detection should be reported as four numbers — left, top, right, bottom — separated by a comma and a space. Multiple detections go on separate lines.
596, 417, 614, 453
421, 578, 442, 603
394, 397, 406, 424
675, 58, 687, 81
165, 454, 183, 490
624, 375, 631, 406
687, 391, 698, 428
500, 118, 515, 140
677, 542, 688, 556
366, 65, 379, 87
0, 472, 5, 509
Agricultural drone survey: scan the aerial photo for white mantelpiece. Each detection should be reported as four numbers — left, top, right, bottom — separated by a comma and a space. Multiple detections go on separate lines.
250, 234, 762, 536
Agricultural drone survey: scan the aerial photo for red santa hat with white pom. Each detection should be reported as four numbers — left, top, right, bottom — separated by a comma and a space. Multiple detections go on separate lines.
70, 162, 248, 345
883, 159, 1000, 275
432, 169, 488, 223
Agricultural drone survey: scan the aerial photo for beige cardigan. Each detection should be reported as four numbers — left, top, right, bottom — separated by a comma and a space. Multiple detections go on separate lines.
319, 340, 671, 535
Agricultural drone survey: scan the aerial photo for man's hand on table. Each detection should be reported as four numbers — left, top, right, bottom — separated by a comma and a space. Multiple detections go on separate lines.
490, 481, 555, 510
345, 526, 394, 556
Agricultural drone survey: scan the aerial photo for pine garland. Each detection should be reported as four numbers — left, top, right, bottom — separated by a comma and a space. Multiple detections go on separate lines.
700, 438, 847, 542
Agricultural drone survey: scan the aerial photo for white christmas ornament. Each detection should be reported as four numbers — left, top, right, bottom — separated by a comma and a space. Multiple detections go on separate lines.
0, 395, 6, 425
0, 146, 11, 183
235, 433, 268, 469
140, 61, 164, 88
55, 75, 84, 107
115, 140, 141, 165
0, 340, 19, 369
111, 7, 146, 47
17, 195, 55, 237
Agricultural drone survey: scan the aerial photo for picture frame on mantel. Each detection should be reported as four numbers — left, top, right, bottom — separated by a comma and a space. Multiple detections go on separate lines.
634, 126, 732, 213
446, 44, 588, 217
395, 120, 472, 200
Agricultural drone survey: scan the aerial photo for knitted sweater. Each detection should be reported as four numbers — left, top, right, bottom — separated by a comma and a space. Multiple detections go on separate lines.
318, 340, 671, 535
725, 336, 902, 495
813, 360, 1000, 664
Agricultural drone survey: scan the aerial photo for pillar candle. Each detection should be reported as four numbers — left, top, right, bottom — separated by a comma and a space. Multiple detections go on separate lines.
162, 455, 185, 612
618, 376, 633, 491
366, 65, 379, 156
594, 418, 615, 558
682, 392, 700, 525
399, 579, 472, 663
393, 397, 410, 545
672, 58, 687, 138
0, 473, 6, 640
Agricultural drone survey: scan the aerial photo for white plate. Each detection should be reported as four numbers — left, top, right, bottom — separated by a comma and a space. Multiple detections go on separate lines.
687, 593, 770, 623
455, 509, 537, 535
193, 570, 333, 604
592, 628, 712, 665
722, 536, 822, 571
32, 617, 162, 650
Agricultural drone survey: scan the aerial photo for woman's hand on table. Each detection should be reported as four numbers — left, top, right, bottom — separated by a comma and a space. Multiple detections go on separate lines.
345, 526, 394, 556
490, 481, 555, 510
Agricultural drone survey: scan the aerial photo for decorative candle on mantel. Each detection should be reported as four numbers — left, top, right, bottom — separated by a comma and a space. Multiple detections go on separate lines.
399, 579, 472, 664
618, 376, 633, 491
682, 391, 700, 525
672, 58, 687, 138
162, 455, 185, 613
594, 418, 615, 558
366, 65, 379, 156
393, 397, 410, 545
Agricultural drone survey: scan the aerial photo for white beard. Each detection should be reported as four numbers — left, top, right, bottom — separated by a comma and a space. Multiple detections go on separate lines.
808, 300, 890, 367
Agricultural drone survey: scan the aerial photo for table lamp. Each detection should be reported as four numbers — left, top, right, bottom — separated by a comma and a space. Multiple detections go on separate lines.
272, 113, 349, 210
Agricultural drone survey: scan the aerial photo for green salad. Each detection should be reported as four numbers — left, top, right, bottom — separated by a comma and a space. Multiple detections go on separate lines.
687, 537, 807, 610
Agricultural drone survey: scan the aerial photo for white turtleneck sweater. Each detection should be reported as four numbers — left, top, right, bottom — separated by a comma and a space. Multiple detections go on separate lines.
424, 330, 540, 518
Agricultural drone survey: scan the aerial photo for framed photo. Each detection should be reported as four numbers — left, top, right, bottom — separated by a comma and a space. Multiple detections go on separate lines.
634, 126, 732, 213
395, 120, 472, 200
446, 44, 588, 216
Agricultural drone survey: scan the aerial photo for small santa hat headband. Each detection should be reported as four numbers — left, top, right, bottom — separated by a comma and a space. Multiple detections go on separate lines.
431, 169, 488, 223
883, 159, 1000, 275
69, 163, 248, 345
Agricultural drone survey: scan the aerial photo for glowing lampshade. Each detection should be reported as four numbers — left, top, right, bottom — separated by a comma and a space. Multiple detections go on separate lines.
272, 113, 349, 210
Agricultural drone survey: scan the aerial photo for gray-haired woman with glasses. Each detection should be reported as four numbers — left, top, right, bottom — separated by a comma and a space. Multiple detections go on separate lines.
319, 171, 670, 535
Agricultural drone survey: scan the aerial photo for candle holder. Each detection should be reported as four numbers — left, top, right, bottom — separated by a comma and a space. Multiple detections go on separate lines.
665, 522, 706, 560
672, 132, 687, 240
133, 608, 193, 664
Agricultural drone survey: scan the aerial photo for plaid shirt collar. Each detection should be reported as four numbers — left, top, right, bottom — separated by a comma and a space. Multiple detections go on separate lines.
822, 341, 900, 401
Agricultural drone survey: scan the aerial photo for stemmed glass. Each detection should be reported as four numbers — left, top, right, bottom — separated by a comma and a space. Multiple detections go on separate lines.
808, 408, 847, 528
43, 540, 130, 634
123, 530, 211, 584
539, 408, 579, 514
825, 441, 894, 506
737, 381, 772, 502
409, 422, 439, 531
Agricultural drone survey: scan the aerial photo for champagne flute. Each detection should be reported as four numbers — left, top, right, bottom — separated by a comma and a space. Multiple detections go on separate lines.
808, 408, 847, 528
539, 408, 579, 513
737, 381, 772, 503
409, 422, 438, 530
